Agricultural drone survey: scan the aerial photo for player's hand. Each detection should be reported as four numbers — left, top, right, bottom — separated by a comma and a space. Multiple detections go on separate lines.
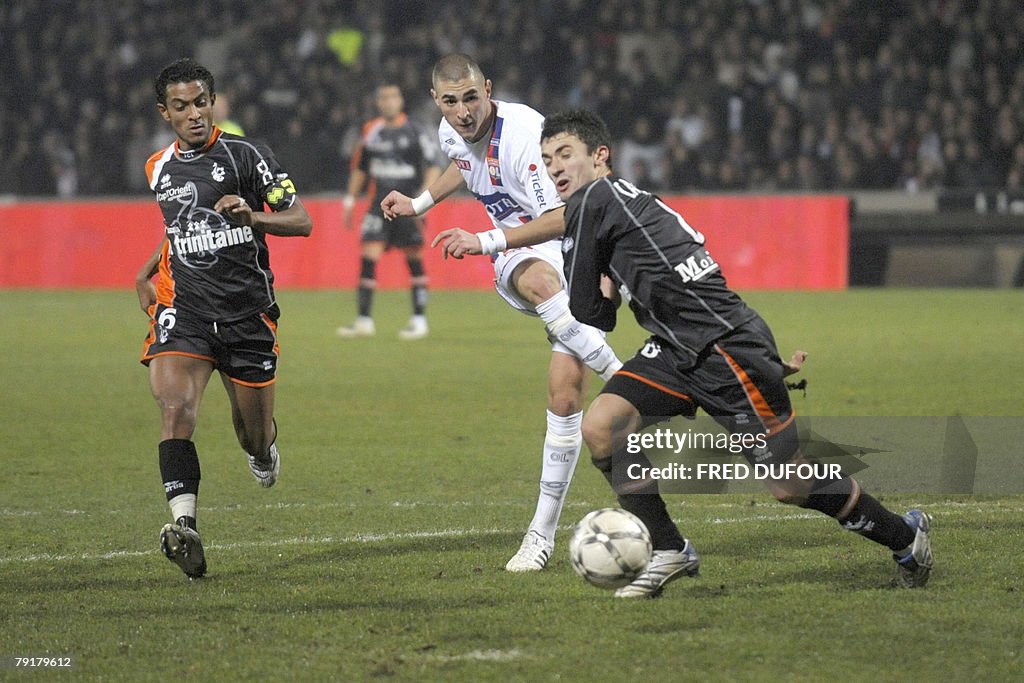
214, 194, 253, 226
342, 206, 354, 231
431, 228, 481, 260
136, 278, 157, 315
600, 275, 621, 309
782, 350, 808, 376
381, 191, 414, 221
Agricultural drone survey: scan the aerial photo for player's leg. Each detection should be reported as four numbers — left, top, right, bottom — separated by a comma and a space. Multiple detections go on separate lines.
216, 310, 282, 487
149, 354, 213, 578
221, 375, 279, 487
583, 382, 700, 598
709, 321, 931, 586
337, 223, 385, 337
506, 350, 587, 571
509, 258, 622, 380
398, 242, 428, 340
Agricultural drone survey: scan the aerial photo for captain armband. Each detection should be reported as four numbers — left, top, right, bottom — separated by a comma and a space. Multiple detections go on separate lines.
476, 228, 508, 255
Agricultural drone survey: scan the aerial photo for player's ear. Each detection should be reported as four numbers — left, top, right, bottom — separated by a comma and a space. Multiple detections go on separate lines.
157, 103, 170, 122
484, 79, 492, 97
595, 145, 611, 167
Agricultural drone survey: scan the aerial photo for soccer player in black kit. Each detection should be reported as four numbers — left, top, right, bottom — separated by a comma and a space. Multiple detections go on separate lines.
543, 110, 933, 597
337, 83, 441, 340
438, 109, 933, 597
135, 59, 312, 579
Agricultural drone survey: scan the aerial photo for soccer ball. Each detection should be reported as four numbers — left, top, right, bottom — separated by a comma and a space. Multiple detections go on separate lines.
569, 508, 652, 589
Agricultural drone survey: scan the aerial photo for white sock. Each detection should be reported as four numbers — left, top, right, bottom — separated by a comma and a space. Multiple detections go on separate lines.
169, 493, 196, 524
536, 290, 622, 380
528, 410, 583, 541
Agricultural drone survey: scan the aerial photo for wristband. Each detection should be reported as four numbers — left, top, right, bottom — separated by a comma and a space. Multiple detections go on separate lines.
343, 195, 354, 210
477, 228, 507, 255
411, 190, 435, 215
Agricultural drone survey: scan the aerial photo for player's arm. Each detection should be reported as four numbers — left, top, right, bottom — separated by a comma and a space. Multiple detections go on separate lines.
135, 239, 166, 314
381, 160, 465, 219
565, 201, 617, 331
431, 205, 567, 260
215, 194, 313, 237
343, 167, 368, 230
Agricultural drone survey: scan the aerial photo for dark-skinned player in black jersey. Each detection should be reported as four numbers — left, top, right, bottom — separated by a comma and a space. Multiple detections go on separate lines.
434, 109, 932, 598
135, 58, 312, 579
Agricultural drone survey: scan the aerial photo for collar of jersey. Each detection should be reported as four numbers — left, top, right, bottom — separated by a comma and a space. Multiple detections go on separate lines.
175, 126, 223, 160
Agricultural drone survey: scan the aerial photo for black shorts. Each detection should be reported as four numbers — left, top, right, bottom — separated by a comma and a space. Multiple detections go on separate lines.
603, 316, 795, 441
360, 211, 423, 249
141, 304, 280, 386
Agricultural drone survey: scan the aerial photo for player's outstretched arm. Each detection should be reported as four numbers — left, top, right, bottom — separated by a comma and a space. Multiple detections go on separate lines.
135, 239, 166, 314
431, 206, 567, 260
382, 160, 465, 220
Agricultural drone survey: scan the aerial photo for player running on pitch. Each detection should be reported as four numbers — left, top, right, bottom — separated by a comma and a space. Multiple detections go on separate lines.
137, 58, 312, 579
382, 54, 623, 572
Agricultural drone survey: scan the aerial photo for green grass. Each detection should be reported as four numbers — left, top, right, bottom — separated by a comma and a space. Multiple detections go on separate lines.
1, 289, 1023, 681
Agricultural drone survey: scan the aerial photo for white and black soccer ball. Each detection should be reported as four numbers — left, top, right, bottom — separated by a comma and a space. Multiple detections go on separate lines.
569, 508, 652, 589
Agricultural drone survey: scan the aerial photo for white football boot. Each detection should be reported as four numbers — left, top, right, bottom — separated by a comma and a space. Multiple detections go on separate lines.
614, 541, 700, 598
505, 530, 553, 572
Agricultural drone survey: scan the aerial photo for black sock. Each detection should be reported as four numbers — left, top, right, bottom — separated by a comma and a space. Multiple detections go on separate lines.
159, 439, 200, 502
802, 478, 914, 552
593, 450, 687, 551
407, 257, 427, 315
358, 257, 376, 317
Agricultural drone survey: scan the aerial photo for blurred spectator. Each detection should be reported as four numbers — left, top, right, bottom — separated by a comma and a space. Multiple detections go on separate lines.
0, 0, 1021, 197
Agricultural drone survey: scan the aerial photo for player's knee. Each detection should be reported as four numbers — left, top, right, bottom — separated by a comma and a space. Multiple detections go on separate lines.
513, 262, 562, 305
582, 417, 614, 459
156, 397, 199, 433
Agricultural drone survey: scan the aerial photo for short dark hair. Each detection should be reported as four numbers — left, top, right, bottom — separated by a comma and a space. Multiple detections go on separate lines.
541, 109, 614, 170
432, 53, 485, 88
154, 58, 215, 105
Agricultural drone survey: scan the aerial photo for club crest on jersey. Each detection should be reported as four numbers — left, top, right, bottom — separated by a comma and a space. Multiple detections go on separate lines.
211, 162, 226, 182
487, 157, 502, 186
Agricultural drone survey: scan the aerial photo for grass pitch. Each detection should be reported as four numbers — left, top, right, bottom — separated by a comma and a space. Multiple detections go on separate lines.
2, 288, 1023, 681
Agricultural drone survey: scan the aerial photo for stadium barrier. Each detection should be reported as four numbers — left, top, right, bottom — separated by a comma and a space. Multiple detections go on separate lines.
0, 195, 849, 290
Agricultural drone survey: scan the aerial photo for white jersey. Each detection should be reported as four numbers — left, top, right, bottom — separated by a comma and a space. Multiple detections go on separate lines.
439, 100, 568, 321
438, 100, 563, 229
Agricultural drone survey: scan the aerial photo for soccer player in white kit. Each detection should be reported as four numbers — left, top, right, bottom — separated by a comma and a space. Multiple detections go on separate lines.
382, 54, 622, 571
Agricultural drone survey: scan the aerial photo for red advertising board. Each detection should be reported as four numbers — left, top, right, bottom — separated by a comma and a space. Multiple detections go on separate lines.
0, 195, 847, 290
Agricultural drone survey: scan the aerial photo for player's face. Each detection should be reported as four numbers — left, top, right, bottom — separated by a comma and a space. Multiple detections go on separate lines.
432, 76, 493, 143
376, 86, 404, 121
542, 132, 609, 200
158, 81, 215, 151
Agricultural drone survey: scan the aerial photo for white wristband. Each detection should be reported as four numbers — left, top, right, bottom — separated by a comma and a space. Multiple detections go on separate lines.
343, 195, 354, 210
477, 228, 507, 255
411, 190, 435, 216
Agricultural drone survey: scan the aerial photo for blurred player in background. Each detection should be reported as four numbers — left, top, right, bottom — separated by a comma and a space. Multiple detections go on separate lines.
384, 54, 623, 571
521, 109, 930, 597
136, 58, 312, 579
336, 83, 442, 340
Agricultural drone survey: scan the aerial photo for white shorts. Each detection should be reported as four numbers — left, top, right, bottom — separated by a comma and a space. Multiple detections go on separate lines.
492, 240, 576, 356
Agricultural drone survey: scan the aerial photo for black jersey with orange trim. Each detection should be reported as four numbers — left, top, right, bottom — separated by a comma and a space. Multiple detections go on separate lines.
562, 175, 758, 369
352, 114, 438, 216
145, 127, 299, 323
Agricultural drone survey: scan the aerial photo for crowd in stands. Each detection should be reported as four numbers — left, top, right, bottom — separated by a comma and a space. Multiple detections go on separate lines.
2, 0, 1022, 198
